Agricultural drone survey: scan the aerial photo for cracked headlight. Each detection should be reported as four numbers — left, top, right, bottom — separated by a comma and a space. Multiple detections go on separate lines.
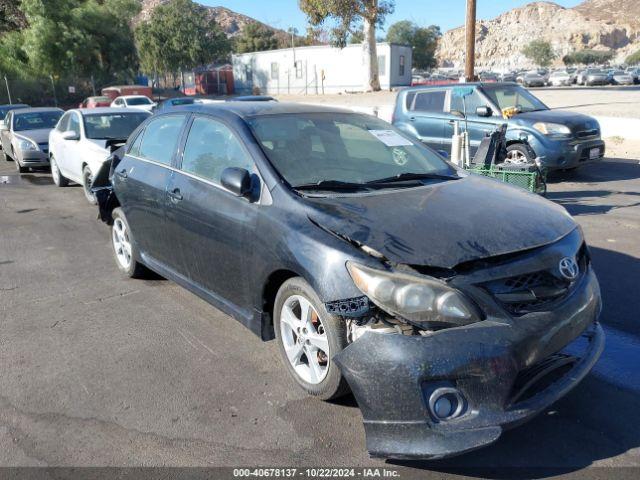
346, 262, 480, 329
533, 122, 571, 138
17, 137, 39, 151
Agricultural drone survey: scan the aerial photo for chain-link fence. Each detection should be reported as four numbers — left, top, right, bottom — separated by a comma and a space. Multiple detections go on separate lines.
0, 75, 102, 109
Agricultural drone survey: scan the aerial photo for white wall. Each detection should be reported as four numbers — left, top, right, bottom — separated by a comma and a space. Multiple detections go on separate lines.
232, 43, 412, 95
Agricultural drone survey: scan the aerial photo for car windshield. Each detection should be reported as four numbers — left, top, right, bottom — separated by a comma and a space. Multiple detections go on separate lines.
482, 85, 548, 113
83, 112, 150, 139
248, 113, 454, 190
13, 111, 62, 131
126, 97, 152, 106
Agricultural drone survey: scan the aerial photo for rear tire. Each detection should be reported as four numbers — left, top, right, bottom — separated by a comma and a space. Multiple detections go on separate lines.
50, 156, 69, 187
111, 208, 147, 279
274, 277, 350, 401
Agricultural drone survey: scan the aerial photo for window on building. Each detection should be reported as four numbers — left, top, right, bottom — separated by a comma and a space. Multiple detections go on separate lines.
378, 55, 386, 77
270, 62, 279, 80
295, 61, 303, 79
411, 90, 446, 113
399, 55, 405, 76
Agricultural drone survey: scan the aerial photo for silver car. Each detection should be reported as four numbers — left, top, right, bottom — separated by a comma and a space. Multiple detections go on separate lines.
0, 107, 63, 173
548, 70, 572, 86
610, 70, 634, 85
585, 69, 609, 86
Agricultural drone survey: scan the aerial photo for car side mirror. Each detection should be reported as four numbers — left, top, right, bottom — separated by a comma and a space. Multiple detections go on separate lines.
221, 167, 252, 198
476, 106, 492, 117
62, 130, 79, 141
437, 150, 449, 159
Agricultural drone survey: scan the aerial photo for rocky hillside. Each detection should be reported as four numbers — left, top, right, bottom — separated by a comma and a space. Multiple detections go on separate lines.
138, 1, 291, 42
436, 1, 638, 70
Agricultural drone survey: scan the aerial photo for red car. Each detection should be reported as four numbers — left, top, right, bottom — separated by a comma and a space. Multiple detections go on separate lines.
78, 96, 112, 108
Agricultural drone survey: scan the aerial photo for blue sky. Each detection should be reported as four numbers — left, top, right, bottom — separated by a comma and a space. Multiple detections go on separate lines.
203, 0, 584, 33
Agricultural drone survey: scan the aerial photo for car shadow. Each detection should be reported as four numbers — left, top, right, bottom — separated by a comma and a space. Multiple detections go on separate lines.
546, 158, 640, 184
387, 245, 640, 477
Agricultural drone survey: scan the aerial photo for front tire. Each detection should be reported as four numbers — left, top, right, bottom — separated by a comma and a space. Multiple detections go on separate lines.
111, 208, 147, 278
50, 156, 69, 187
82, 165, 97, 204
505, 143, 535, 165
274, 277, 349, 401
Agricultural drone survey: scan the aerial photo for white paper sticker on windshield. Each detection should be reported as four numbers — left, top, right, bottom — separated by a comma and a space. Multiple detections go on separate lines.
368, 129, 414, 147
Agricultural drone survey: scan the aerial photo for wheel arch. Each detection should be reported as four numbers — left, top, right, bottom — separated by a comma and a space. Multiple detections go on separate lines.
260, 269, 302, 341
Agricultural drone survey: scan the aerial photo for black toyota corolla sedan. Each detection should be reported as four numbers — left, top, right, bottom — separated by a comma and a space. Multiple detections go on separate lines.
93, 102, 604, 459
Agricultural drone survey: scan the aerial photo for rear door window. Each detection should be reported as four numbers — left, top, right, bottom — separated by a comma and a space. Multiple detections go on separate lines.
137, 115, 185, 165
411, 90, 446, 113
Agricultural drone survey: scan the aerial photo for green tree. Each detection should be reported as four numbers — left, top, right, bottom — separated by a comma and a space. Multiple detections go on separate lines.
16, 0, 140, 83
562, 49, 614, 66
234, 22, 278, 53
522, 40, 556, 67
625, 49, 640, 65
386, 20, 440, 70
135, 0, 230, 77
299, 0, 395, 91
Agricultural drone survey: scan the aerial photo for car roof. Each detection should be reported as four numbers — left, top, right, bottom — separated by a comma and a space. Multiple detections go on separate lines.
12, 107, 63, 114
169, 101, 353, 119
118, 95, 151, 99
400, 82, 518, 93
74, 107, 151, 115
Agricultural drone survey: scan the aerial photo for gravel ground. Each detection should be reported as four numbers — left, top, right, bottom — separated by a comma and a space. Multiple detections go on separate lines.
1, 150, 639, 478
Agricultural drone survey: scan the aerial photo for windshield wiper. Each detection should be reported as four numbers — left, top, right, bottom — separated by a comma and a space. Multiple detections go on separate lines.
293, 180, 372, 191
366, 172, 460, 184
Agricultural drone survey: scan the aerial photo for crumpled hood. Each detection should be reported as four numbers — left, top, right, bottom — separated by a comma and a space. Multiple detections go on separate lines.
305, 175, 576, 269
15, 128, 52, 145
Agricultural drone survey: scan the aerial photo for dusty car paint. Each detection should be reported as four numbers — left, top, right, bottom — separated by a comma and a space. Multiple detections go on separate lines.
93, 102, 603, 459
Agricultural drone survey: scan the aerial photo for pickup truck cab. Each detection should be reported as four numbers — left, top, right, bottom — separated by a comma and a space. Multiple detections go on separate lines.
392, 82, 605, 170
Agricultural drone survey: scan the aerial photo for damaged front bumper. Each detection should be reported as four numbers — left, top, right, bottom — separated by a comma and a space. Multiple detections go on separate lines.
333, 266, 603, 459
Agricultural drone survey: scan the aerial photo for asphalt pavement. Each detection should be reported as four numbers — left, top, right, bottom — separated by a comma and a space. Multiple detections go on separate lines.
0, 155, 639, 478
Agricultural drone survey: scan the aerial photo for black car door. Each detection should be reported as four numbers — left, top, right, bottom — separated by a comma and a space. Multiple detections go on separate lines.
115, 113, 188, 269
165, 114, 260, 314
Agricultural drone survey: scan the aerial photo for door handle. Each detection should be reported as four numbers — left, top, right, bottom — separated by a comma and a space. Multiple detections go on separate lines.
448, 120, 457, 125
168, 188, 183, 203
115, 169, 128, 179
409, 116, 416, 121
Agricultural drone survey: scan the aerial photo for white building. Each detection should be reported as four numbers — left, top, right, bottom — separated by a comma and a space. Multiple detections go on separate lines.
232, 42, 412, 95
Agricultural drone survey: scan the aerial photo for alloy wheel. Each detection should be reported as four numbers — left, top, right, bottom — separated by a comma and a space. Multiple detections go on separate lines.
112, 218, 132, 270
279, 295, 330, 385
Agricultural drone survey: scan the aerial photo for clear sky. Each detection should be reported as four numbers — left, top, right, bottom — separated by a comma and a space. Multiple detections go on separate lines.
202, 0, 584, 33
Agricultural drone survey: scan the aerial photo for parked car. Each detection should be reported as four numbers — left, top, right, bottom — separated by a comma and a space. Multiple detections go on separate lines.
102, 85, 153, 101
625, 67, 640, 84
608, 70, 634, 85
392, 82, 605, 170
499, 72, 517, 83
79, 96, 112, 108
584, 69, 609, 86
479, 71, 499, 82
576, 69, 588, 85
548, 70, 572, 87
0, 107, 63, 173
522, 71, 546, 87
0, 103, 30, 119
92, 102, 604, 460
110, 95, 156, 112
153, 97, 199, 114
227, 95, 277, 102
48, 108, 150, 202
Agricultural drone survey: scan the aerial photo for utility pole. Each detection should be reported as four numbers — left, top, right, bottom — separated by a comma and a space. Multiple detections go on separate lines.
465, 0, 477, 82
49, 75, 58, 107
4, 75, 12, 104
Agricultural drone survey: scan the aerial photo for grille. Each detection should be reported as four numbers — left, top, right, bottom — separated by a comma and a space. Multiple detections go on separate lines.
481, 245, 588, 315
576, 128, 599, 139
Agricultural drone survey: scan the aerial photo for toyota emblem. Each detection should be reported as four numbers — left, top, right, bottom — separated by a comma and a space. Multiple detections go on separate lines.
558, 257, 579, 281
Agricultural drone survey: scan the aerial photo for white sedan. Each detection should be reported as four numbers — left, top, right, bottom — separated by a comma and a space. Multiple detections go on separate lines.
110, 95, 156, 112
48, 108, 150, 203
